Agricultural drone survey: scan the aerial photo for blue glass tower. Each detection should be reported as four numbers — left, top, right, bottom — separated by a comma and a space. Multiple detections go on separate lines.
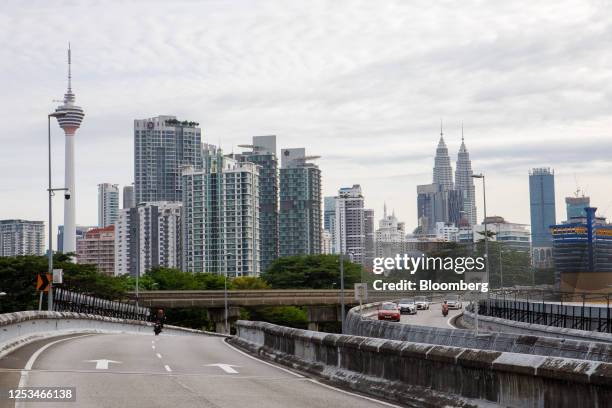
529, 168, 556, 267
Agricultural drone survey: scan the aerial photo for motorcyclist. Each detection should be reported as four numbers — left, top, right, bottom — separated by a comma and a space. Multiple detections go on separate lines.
153, 309, 166, 334
442, 301, 449, 316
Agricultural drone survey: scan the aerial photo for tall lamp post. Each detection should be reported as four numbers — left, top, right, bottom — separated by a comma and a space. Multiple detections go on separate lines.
47, 112, 68, 312
471, 173, 489, 335
225, 253, 234, 334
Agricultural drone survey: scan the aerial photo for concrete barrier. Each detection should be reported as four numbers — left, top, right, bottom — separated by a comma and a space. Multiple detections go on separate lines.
231, 320, 612, 408
345, 302, 612, 362
0, 311, 223, 358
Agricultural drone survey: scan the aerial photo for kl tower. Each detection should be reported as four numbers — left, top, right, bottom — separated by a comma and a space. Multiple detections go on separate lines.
55, 44, 85, 255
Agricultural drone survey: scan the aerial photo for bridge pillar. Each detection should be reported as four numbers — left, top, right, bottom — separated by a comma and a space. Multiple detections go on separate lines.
207, 307, 241, 334
306, 305, 341, 332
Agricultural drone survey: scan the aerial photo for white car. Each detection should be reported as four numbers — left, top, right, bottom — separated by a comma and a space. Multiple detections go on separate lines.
445, 294, 462, 310
396, 299, 417, 315
414, 296, 430, 310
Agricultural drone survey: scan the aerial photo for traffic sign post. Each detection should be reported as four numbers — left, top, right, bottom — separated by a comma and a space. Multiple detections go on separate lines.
37, 274, 52, 292
354, 283, 368, 314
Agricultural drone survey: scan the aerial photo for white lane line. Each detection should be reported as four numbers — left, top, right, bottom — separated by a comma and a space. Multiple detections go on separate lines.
223, 339, 303, 378
156, 353, 162, 359
16, 334, 96, 408
307, 378, 403, 408
152, 345, 156, 350
164, 365, 172, 372
223, 339, 400, 407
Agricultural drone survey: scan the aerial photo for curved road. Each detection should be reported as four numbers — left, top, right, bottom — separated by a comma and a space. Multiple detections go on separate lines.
0, 333, 399, 408
399, 302, 463, 328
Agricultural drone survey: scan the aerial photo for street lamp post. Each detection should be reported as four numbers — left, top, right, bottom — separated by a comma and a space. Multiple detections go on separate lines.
339, 247, 345, 334
225, 253, 234, 334
471, 173, 489, 335
47, 112, 67, 312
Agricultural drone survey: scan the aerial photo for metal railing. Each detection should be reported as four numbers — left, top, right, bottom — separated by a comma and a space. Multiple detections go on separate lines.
54, 288, 150, 321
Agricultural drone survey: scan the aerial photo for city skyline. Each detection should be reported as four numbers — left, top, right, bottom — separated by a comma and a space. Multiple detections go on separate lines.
3, 1, 612, 238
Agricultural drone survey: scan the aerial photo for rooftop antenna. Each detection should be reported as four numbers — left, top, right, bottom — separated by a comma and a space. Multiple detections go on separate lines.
440, 119, 443, 137
461, 121, 464, 142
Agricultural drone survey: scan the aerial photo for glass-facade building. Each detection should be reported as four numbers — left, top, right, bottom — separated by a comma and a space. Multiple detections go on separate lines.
134, 116, 202, 204
238, 136, 279, 273
529, 168, 556, 267
182, 145, 260, 277
279, 148, 322, 257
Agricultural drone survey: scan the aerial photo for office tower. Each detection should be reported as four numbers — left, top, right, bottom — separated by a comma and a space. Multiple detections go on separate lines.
0, 220, 45, 257
76, 225, 115, 276
237, 136, 279, 272
433, 125, 454, 190
123, 184, 135, 209
57, 225, 95, 253
375, 205, 407, 258
416, 184, 462, 234
364, 208, 375, 271
566, 194, 590, 221
54, 45, 85, 254
455, 128, 477, 226
115, 202, 182, 276
134, 116, 202, 204
279, 148, 322, 257
334, 185, 366, 265
98, 183, 119, 227
473, 216, 531, 252
323, 196, 336, 252
322, 230, 333, 254
529, 168, 556, 268
182, 145, 260, 277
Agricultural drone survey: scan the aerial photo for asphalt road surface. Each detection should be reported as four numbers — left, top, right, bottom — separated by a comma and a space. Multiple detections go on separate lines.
0, 333, 400, 408
399, 302, 463, 328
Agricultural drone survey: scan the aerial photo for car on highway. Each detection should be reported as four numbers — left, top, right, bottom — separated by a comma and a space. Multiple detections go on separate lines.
377, 302, 401, 322
414, 295, 430, 310
396, 299, 417, 315
445, 294, 462, 309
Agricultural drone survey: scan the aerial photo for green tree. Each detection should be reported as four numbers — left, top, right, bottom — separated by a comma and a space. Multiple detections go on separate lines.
231, 276, 269, 289
262, 255, 362, 289
248, 306, 308, 329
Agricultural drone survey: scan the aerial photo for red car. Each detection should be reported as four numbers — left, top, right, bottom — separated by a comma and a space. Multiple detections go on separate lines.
378, 302, 401, 322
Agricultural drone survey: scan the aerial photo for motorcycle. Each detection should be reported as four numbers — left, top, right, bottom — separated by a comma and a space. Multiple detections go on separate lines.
442, 306, 449, 317
154, 323, 162, 336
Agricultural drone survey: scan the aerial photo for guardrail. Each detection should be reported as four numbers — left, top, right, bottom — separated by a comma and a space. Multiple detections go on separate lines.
231, 320, 612, 408
54, 288, 150, 320
0, 311, 221, 359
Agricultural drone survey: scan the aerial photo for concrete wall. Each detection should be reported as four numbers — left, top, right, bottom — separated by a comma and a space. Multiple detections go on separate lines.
232, 320, 612, 408
0, 311, 221, 358
345, 302, 612, 362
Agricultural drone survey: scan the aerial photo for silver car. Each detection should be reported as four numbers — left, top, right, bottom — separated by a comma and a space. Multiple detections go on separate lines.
397, 299, 417, 315
445, 294, 462, 310
414, 295, 430, 310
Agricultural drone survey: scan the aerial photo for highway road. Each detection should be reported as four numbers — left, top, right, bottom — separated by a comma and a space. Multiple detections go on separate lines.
399, 302, 463, 328
0, 333, 399, 408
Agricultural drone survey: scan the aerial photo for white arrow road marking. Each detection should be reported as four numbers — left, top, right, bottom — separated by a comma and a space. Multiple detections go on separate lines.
156, 353, 162, 359
84, 359, 122, 370
205, 363, 241, 374
164, 365, 172, 372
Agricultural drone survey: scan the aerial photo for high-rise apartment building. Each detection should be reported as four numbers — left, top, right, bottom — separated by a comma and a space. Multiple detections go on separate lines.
455, 130, 477, 226
237, 136, 278, 272
182, 145, 260, 277
76, 225, 115, 276
98, 183, 119, 227
115, 202, 182, 276
279, 148, 322, 257
134, 116, 202, 204
0, 220, 45, 257
323, 196, 336, 252
529, 168, 556, 267
57, 225, 95, 253
364, 208, 375, 271
123, 184, 135, 209
334, 185, 366, 265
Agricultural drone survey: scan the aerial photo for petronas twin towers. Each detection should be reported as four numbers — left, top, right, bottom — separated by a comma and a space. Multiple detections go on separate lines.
417, 125, 476, 234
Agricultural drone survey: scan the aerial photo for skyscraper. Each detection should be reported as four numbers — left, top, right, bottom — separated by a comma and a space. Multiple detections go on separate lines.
134, 116, 202, 204
454, 127, 477, 226
54, 45, 85, 254
182, 145, 260, 277
566, 194, 590, 221
433, 124, 454, 190
363, 208, 375, 271
0, 220, 45, 257
123, 184, 135, 209
324, 196, 337, 252
529, 168, 556, 267
115, 202, 182, 276
98, 183, 119, 227
334, 185, 366, 265
237, 136, 279, 273
279, 148, 322, 257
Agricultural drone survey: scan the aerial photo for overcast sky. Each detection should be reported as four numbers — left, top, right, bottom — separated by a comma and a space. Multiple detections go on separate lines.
2, 0, 612, 245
